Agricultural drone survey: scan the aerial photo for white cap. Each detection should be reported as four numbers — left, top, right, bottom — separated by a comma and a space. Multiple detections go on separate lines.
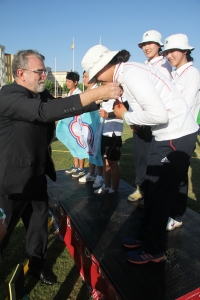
138, 30, 164, 48
81, 45, 119, 82
160, 34, 194, 55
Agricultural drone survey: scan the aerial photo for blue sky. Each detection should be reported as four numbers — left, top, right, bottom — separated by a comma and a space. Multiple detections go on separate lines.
1, 0, 200, 78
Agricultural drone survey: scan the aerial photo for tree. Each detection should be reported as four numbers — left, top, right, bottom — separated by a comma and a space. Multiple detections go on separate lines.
62, 83, 69, 93
45, 80, 54, 94
62, 83, 85, 93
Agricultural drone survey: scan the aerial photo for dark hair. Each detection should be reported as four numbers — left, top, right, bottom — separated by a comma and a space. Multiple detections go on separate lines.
12, 50, 45, 78
83, 70, 96, 83
109, 50, 131, 65
185, 50, 194, 62
66, 72, 80, 82
158, 47, 162, 56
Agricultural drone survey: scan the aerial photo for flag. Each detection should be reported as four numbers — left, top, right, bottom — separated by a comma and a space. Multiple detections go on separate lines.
56, 111, 103, 165
71, 43, 74, 50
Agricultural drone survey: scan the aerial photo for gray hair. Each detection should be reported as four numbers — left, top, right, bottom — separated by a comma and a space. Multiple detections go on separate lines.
12, 50, 45, 78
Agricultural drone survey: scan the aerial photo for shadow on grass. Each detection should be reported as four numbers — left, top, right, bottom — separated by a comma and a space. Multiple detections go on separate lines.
0, 222, 26, 298
0, 221, 91, 300
53, 264, 89, 300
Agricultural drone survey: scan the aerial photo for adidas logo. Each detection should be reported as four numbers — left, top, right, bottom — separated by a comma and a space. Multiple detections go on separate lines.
161, 157, 170, 163
145, 33, 149, 36
165, 40, 168, 44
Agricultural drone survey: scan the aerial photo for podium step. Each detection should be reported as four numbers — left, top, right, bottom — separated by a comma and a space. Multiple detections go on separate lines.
47, 170, 200, 300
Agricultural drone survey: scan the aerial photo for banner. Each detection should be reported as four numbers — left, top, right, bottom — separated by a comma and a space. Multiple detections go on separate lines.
56, 111, 103, 166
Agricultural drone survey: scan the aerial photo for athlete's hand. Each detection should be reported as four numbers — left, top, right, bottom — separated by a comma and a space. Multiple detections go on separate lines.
113, 102, 127, 119
99, 109, 108, 118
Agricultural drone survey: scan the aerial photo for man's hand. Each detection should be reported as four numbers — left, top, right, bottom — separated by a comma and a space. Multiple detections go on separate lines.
80, 83, 122, 107
113, 101, 127, 119
99, 82, 122, 100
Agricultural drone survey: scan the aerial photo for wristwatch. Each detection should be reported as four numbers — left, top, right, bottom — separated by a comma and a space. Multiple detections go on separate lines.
0, 208, 6, 224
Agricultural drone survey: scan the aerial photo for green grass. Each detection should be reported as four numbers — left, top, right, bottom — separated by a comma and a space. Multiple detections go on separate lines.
0, 123, 200, 299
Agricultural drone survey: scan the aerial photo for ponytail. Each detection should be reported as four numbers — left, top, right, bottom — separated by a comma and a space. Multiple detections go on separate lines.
110, 50, 131, 65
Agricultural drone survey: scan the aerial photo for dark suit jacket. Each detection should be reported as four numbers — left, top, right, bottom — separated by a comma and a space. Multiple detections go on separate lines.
0, 83, 98, 196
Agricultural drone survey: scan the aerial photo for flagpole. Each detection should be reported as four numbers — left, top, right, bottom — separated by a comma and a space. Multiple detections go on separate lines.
99, 36, 101, 45
54, 57, 56, 98
72, 37, 74, 71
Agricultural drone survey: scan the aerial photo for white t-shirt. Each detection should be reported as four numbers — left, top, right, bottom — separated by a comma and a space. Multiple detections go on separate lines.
171, 62, 200, 121
114, 62, 198, 141
145, 56, 172, 79
67, 87, 82, 96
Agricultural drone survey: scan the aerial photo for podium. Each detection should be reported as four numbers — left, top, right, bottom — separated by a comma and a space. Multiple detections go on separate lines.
48, 170, 200, 300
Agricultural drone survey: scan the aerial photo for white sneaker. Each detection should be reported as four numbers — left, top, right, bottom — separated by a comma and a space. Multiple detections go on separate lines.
79, 173, 95, 183
94, 184, 109, 194
127, 185, 144, 201
93, 176, 104, 188
108, 188, 115, 193
65, 166, 77, 174
166, 217, 182, 231
72, 168, 85, 178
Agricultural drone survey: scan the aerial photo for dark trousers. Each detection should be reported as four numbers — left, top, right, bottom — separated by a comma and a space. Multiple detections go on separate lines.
139, 132, 197, 254
0, 175, 49, 271
133, 126, 152, 188
170, 134, 197, 221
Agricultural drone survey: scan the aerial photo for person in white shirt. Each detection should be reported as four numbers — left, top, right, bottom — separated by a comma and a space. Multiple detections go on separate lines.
79, 71, 104, 188
61, 72, 86, 178
160, 34, 200, 231
93, 95, 128, 194
81, 44, 198, 264
128, 30, 172, 206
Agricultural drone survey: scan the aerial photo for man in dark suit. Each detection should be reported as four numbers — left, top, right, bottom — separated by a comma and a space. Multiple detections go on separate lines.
0, 50, 121, 285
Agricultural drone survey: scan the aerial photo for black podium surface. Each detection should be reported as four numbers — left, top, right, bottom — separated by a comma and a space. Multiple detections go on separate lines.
47, 170, 200, 300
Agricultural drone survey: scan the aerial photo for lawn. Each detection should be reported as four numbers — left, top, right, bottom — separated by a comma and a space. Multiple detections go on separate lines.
0, 123, 200, 299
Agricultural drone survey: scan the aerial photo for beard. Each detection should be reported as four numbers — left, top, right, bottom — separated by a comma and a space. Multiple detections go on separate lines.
35, 81, 45, 93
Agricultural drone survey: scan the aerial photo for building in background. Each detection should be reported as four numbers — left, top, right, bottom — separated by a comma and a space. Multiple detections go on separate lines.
5, 53, 14, 83
0, 44, 6, 88
47, 70, 68, 97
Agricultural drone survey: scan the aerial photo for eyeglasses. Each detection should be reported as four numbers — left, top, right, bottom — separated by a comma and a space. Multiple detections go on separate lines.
23, 69, 48, 76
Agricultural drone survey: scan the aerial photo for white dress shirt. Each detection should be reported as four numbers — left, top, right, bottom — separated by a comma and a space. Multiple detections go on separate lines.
114, 62, 198, 141
171, 62, 200, 121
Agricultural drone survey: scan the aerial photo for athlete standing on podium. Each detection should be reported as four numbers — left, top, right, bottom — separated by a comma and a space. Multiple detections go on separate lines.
81, 44, 198, 264
128, 30, 172, 208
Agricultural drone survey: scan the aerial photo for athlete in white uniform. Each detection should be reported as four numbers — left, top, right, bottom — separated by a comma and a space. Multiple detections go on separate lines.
81, 44, 198, 264
160, 34, 200, 231
57, 72, 85, 178
128, 30, 172, 206
93, 95, 128, 194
